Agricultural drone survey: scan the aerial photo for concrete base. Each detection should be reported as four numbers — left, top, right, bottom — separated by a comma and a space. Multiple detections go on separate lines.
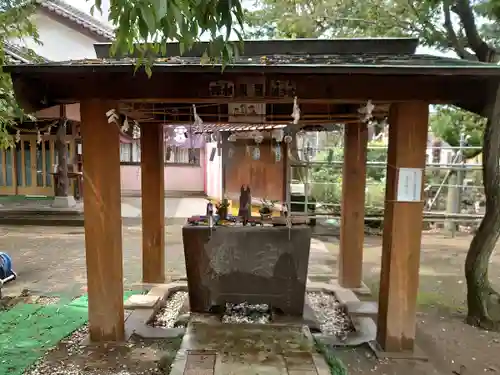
51, 195, 77, 208
124, 294, 161, 309
345, 301, 378, 316
306, 282, 377, 347
368, 340, 429, 361
314, 316, 377, 347
124, 282, 188, 340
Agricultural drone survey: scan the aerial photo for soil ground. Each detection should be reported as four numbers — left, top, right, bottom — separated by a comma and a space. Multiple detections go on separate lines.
324, 232, 500, 375
2, 225, 500, 374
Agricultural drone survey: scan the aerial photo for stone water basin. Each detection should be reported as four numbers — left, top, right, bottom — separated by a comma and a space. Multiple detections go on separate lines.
182, 225, 312, 316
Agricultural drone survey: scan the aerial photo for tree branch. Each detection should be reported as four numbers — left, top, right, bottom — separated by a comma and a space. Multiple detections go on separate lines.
443, 0, 477, 60
407, 0, 440, 38
453, 0, 498, 62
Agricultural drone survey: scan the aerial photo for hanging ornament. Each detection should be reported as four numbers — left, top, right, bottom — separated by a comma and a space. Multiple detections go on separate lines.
252, 146, 261, 160
174, 126, 187, 143
274, 144, 281, 162
272, 129, 284, 143
193, 104, 203, 133
106, 108, 118, 124
291, 96, 301, 125
15, 130, 20, 143
358, 100, 375, 123
228, 133, 237, 142
252, 131, 264, 160
284, 134, 292, 144
216, 130, 222, 156
121, 116, 130, 132
188, 122, 195, 163
132, 121, 140, 139
36, 130, 42, 144
272, 129, 284, 162
304, 141, 313, 161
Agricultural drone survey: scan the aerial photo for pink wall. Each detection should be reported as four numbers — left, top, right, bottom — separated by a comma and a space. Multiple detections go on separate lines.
120, 148, 206, 193
204, 142, 222, 199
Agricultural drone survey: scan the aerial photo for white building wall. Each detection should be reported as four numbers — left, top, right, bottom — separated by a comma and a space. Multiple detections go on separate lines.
10, 11, 99, 61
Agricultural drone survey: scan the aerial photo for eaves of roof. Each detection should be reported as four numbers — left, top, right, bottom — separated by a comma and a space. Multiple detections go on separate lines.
35, 0, 115, 41
3, 42, 49, 64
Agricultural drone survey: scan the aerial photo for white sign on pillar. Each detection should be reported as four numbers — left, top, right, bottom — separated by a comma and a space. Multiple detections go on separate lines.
396, 168, 423, 202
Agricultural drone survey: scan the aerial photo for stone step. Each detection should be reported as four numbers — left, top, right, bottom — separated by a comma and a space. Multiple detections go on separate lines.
169, 321, 331, 374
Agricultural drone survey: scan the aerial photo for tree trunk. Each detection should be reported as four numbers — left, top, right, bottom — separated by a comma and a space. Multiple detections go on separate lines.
55, 120, 69, 197
465, 85, 500, 328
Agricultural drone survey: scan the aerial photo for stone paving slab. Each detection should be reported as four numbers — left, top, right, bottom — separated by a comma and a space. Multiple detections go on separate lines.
169, 321, 330, 375
124, 294, 160, 309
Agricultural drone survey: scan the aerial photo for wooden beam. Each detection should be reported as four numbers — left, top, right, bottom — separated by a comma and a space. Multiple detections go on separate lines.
80, 99, 124, 342
339, 122, 368, 288
376, 102, 429, 352
17, 72, 487, 110
140, 123, 165, 283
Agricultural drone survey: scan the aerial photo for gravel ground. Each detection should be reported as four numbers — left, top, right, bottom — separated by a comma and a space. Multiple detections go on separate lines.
307, 291, 355, 340
24, 326, 91, 375
149, 291, 188, 328
35, 296, 61, 305
222, 302, 271, 324
24, 324, 183, 375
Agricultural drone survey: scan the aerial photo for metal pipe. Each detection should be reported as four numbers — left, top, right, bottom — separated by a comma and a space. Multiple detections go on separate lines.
291, 160, 483, 169
0, 273, 16, 287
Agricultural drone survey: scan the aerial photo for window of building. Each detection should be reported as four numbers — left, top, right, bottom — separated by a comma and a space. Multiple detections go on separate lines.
119, 142, 200, 165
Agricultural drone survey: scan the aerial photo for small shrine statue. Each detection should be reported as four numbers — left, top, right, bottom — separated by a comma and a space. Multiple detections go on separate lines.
206, 200, 215, 228
238, 185, 251, 225
216, 198, 229, 222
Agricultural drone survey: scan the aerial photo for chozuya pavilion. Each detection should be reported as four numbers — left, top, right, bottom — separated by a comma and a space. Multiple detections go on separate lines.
6, 37, 500, 353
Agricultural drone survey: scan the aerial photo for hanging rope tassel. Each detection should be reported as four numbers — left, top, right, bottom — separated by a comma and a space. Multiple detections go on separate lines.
193, 104, 203, 133
291, 96, 301, 125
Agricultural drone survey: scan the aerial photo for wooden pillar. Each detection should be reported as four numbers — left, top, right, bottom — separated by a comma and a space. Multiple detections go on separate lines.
80, 99, 124, 342
140, 123, 165, 283
377, 102, 429, 352
339, 122, 368, 288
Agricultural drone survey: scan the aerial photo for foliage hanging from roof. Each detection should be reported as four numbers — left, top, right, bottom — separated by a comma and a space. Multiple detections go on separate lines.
0, 0, 40, 148
92, 0, 245, 75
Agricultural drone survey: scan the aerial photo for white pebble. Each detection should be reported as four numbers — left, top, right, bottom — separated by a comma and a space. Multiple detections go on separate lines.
307, 291, 355, 339
150, 291, 188, 328
222, 302, 271, 324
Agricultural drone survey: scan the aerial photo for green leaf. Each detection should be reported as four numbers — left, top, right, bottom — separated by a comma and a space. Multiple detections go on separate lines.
139, 3, 156, 34
144, 63, 153, 78
152, 0, 168, 22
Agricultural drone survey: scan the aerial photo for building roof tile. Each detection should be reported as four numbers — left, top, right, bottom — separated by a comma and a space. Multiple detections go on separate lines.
36, 0, 114, 40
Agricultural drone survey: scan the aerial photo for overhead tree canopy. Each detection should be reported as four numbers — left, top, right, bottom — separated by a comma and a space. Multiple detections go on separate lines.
0, 0, 39, 148
0, 0, 245, 145
245, 0, 500, 62
93, 0, 245, 72
244, 0, 500, 329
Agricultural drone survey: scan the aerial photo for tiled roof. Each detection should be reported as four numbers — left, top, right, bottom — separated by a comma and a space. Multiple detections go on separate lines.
35, 0, 114, 40
6, 39, 500, 78
8, 53, 500, 76
4, 42, 49, 64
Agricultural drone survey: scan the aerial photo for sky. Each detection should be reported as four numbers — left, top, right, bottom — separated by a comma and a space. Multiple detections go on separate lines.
71, 0, 453, 57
